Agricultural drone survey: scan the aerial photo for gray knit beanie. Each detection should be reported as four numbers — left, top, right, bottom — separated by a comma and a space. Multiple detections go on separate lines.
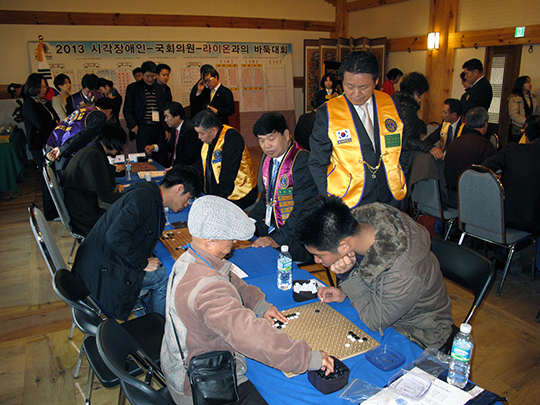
188, 195, 255, 240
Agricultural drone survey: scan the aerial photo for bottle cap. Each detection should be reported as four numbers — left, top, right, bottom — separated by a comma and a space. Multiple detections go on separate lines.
281, 245, 289, 253
460, 323, 472, 334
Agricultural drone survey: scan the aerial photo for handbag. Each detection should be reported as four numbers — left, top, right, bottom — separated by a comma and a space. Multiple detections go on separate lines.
188, 350, 239, 405
170, 308, 239, 405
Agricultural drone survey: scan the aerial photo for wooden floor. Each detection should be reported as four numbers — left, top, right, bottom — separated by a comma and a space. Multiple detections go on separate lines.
1, 154, 540, 405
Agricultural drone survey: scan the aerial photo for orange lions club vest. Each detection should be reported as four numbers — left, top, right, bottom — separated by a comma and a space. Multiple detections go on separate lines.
439, 121, 465, 151
201, 125, 257, 201
326, 92, 406, 208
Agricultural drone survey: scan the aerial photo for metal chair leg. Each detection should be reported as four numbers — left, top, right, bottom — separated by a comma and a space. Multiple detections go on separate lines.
117, 387, 126, 405
84, 365, 95, 405
458, 232, 466, 245
496, 247, 515, 296
68, 320, 76, 340
73, 333, 88, 379
443, 220, 455, 241
68, 238, 78, 264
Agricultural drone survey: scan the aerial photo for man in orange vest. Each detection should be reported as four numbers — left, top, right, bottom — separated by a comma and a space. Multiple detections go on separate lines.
309, 51, 409, 210
192, 110, 258, 209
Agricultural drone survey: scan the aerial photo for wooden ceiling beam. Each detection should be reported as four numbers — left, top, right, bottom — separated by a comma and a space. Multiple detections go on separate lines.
0, 10, 336, 32
345, 0, 411, 13
448, 25, 540, 48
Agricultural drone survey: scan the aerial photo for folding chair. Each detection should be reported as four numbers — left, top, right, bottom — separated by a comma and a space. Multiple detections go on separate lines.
457, 165, 536, 296
43, 164, 84, 263
97, 319, 175, 405
411, 178, 458, 240
431, 238, 494, 354
52, 268, 165, 405
29, 203, 76, 339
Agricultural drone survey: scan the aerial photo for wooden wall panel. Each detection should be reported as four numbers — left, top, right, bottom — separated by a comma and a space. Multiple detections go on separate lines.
0, 10, 335, 32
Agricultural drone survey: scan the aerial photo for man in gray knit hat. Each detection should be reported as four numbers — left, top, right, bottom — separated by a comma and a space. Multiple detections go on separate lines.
161, 195, 334, 404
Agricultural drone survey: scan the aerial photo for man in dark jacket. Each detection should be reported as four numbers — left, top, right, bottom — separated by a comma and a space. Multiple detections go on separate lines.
192, 68, 235, 125
71, 166, 202, 320
123, 61, 168, 160
296, 196, 453, 349
62, 123, 126, 236
461, 58, 493, 116
144, 102, 202, 168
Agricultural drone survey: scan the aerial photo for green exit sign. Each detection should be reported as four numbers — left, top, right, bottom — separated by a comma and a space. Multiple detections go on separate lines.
515, 27, 525, 38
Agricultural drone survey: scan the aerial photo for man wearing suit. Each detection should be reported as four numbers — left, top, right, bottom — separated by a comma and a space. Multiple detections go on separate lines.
249, 112, 318, 263
145, 102, 202, 168
193, 68, 235, 125
461, 58, 493, 116
192, 110, 257, 209
123, 61, 168, 163
66, 73, 102, 115
189, 64, 213, 119
309, 51, 409, 211
425, 98, 466, 155
156, 63, 173, 104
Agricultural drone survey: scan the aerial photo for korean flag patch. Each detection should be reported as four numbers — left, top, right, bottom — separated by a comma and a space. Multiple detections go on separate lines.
336, 129, 352, 144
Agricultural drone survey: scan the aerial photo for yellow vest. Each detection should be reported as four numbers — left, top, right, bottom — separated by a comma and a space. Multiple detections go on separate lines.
440, 120, 465, 151
201, 125, 257, 201
326, 92, 406, 208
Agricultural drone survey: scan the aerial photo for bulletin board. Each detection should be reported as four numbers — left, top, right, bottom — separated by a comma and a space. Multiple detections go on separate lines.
28, 40, 295, 138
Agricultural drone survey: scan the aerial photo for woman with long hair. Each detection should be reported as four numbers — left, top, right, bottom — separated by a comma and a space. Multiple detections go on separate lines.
313, 72, 339, 108
22, 73, 59, 168
508, 75, 539, 143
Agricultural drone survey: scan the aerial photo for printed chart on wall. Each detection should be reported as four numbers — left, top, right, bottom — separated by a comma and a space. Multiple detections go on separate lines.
27, 41, 294, 120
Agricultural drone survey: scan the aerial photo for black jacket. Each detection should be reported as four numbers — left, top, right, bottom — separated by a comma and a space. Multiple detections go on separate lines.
193, 84, 235, 125
159, 120, 202, 167
393, 92, 432, 153
123, 80, 167, 135
62, 139, 121, 236
72, 181, 165, 320
461, 76, 493, 116
22, 97, 59, 150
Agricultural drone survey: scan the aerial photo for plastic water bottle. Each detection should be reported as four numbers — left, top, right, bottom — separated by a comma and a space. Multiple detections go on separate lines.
277, 245, 292, 290
164, 206, 170, 226
126, 160, 132, 181
447, 323, 474, 389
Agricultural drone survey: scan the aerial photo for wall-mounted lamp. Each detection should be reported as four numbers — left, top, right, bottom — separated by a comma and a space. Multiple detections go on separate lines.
427, 32, 440, 50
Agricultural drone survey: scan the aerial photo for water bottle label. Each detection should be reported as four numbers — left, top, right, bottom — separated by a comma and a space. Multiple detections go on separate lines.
278, 260, 292, 272
451, 341, 473, 362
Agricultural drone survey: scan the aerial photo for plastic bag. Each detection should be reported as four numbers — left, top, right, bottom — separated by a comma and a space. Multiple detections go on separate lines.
337, 378, 383, 404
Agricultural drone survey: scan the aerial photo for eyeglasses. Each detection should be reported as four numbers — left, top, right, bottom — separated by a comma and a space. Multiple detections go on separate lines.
203, 77, 215, 84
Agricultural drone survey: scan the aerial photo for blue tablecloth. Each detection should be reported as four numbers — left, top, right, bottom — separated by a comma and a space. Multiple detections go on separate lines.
154, 222, 425, 404
116, 159, 165, 185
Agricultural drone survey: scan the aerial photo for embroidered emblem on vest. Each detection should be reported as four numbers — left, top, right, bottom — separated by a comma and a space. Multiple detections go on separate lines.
212, 149, 222, 164
336, 129, 352, 144
278, 174, 289, 189
385, 118, 398, 132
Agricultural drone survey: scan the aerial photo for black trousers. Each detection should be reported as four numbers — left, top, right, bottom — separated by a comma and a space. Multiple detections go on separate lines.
237, 380, 268, 405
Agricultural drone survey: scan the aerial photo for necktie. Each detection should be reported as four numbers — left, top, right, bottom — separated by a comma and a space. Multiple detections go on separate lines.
360, 103, 374, 144
172, 128, 179, 165
446, 125, 454, 150
210, 90, 216, 102
270, 159, 279, 192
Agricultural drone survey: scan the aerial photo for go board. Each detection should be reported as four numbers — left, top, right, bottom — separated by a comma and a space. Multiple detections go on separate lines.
160, 229, 252, 261
115, 162, 156, 173
274, 301, 379, 377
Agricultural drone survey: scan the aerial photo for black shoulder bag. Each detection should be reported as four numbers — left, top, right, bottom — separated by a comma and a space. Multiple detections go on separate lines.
171, 317, 239, 405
